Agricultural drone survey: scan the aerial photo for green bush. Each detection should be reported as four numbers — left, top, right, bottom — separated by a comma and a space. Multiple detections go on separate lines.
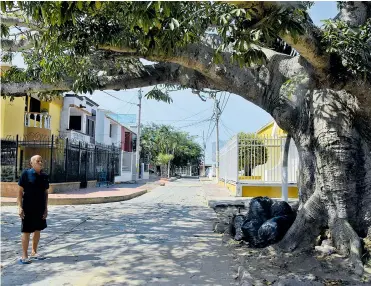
1, 166, 16, 182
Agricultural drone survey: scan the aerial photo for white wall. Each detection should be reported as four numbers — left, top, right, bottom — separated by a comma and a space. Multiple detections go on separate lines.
115, 173, 133, 183
60, 95, 98, 135
114, 150, 133, 183
95, 109, 106, 144
95, 109, 122, 146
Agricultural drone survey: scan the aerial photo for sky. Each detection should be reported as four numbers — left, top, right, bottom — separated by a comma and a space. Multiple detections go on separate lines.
11, 1, 338, 164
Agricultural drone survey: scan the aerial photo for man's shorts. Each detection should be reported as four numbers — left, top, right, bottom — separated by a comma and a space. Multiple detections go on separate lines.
21, 214, 47, 233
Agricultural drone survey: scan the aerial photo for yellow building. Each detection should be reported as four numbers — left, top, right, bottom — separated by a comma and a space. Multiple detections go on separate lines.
219, 120, 299, 199
1, 64, 63, 139
1, 63, 63, 175
242, 121, 299, 198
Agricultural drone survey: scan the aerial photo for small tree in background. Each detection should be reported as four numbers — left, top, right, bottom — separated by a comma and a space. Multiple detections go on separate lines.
238, 132, 268, 176
156, 153, 174, 178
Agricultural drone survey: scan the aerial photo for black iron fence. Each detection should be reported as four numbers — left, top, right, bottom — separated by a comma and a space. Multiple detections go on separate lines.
1, 134, 121, 186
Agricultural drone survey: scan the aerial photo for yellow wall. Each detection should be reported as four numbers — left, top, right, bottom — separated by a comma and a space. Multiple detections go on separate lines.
218, 181, 237, 196
256, 121, 286, 137
0, 95, 63, 139
0, 97, 26, 138
242, 185, 298, 198
49, 97, 63, 136
1, 98, 5, 138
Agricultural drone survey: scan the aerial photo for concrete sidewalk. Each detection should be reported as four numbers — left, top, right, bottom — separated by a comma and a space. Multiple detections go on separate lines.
1, 180, 162, 206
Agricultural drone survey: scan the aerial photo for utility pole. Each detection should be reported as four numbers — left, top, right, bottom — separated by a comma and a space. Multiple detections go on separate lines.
214, 96, 221, 181
202, 130, 206, 177
135, 89, 142, 181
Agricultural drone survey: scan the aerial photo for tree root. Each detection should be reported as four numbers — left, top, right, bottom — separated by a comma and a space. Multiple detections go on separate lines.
276, 193, 323, 251
331, 218, 364, 275
275, 192, 364, 275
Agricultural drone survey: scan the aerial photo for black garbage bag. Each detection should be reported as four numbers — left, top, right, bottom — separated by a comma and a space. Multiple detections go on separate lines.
232, 214, 246, 241
248, 196, 273, 222
258, 215, 295, 245
270, 201, 294, 217
241, 218, 266, 247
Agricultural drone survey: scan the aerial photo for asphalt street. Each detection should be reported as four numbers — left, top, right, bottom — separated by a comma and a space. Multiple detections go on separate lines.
1, 179, 238, 286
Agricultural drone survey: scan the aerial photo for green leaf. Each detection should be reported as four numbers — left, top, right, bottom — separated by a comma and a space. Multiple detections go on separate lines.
77, 1, 83, 10
95, 1, 101, 10
1, 1, 6, 13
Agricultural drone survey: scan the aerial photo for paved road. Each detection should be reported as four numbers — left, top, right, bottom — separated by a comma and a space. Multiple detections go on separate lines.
1, 179, 238, 286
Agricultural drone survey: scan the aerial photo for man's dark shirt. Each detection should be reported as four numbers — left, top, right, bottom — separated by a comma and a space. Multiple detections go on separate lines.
18, 169, 49, 215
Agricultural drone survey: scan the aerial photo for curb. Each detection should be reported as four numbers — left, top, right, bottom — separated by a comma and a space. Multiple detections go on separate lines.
1, 190, 147, 206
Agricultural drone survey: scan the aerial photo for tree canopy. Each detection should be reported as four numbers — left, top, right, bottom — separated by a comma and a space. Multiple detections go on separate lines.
140, 123, 203, 169
1, 1, 370, 100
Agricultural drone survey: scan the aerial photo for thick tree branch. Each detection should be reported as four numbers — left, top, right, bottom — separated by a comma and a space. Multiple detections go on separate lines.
280, 22, 330, 77
0, 63, 219, 97
231, 1, 331, 76
338, 2, 371, 26
99, 42, 308, 134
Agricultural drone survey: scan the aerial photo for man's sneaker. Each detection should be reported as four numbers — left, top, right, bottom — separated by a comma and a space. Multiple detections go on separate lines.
19, 258, 32, 264
30, 253, 46, 260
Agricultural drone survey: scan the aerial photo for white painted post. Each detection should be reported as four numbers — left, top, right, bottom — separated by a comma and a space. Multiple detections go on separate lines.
130, 152, 134, 178
281, 135, 291, 202
135, 90, 142, 180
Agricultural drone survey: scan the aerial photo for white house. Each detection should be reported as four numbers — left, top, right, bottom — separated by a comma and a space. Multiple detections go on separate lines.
95, 109, 122, 147
59, 94, 147, 183
95, 109, 139, 182
59, 94, 98, 144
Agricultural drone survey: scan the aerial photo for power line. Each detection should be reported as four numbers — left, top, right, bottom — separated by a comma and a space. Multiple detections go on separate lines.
102, 90, 137, 105
176, 118, 212, 129
205, 122, 216, 144
220, 119, 234, 137
221, 93, 231, 114
119, 94, 137, 115
173, 107, 211, 123
205, 115, 213, 141
220, 119, 235, 134
219, 92, 226, 112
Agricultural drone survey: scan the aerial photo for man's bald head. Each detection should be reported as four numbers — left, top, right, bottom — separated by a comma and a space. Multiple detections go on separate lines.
30, 155, 43, 172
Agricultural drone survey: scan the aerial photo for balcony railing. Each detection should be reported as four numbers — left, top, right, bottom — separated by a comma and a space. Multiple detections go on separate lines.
60, 129, 93, 144
24, 112, 51, 130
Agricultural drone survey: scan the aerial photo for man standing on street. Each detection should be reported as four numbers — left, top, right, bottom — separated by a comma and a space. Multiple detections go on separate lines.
17, 155, 49, 264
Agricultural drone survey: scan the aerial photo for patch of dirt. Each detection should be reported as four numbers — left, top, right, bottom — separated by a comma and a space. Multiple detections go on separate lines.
226, 240, 371, 285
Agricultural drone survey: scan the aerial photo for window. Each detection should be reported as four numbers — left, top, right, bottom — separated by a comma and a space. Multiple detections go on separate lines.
25, 96, 29, 112
86, 119, 95, 137
109, 124, 113, 138
86, 119, 90, 135
124, 132, 131, 152
29, 97, 41, 113
91, 121, 95, 138
29, 97, 41, 121
132, 135, 137, 152
69, 116, 82, 130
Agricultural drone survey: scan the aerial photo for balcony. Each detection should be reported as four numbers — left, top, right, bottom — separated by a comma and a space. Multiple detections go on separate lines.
24, 112, 51, 129
24, 112, 52, 139
60, 129, 95, 144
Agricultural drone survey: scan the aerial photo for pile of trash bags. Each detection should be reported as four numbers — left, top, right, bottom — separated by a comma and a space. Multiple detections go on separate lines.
232, 197, 296, 248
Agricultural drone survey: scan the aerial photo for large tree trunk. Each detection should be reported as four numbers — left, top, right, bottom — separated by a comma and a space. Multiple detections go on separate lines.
277, 88, 371, 275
